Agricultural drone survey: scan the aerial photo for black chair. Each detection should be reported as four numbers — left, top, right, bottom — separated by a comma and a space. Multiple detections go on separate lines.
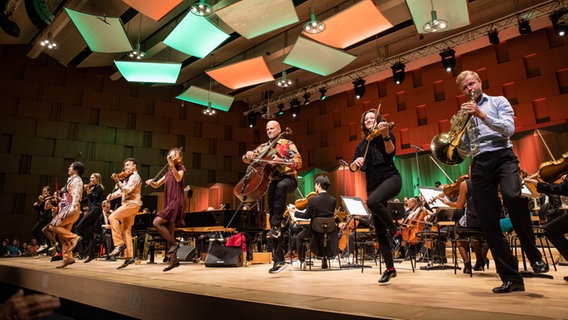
453, 227, 485, 277
416, 209, 459, 271
307, 217, 341, 270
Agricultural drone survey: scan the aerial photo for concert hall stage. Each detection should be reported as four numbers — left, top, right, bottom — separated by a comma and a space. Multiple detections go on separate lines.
0, 256, 566, 320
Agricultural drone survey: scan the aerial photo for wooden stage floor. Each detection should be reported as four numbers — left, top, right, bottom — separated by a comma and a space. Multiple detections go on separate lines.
0, 255, 567, 320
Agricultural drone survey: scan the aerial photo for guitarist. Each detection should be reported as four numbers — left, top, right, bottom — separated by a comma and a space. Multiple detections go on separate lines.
242, 120, 302, 274
49, 162, 85, 268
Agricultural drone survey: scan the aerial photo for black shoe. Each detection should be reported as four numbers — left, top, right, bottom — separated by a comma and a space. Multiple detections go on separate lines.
463, 262, 472, 274
163, 261, 180, 272
108, 244, 126, 257
117, 258, 135, 269
321, 258, 328, 269
492, 281, 525, 293
84, 256, 95, 263
268, 261, 287, 274
266, 226, 281, 239
531, 260, 549, 273
473, 260, 485, 271
564, 276, 568, 282
106, 256, 116, 262
378, 269, 397, 283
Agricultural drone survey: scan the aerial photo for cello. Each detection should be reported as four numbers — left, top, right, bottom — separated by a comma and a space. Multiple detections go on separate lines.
233, 127, 293, 202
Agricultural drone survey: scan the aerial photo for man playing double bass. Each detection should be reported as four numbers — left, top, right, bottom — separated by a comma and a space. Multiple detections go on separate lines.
242, 120, 302, 274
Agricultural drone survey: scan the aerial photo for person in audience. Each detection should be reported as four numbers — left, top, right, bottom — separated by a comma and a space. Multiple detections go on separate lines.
0, 289, 60, 320
6, 239, 21, 257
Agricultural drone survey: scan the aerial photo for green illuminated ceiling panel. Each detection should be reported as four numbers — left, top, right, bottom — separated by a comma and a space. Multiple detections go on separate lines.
176, 86, 234, 112
215, 0, 299, 39
406, 0, 470, 34
163, 12, 229, 58
64, 8, 133, 53
114, 61, 181, 83
283, 37, 356, 76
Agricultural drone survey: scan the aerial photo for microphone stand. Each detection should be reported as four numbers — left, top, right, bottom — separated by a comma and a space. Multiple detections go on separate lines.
411, 145, 422, 190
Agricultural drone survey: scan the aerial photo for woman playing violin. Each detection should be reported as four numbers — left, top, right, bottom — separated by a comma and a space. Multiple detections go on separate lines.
75, 173, 105, 263
348, 109, 401, 283
145, 148, 186, 272
524, 173, 568, 282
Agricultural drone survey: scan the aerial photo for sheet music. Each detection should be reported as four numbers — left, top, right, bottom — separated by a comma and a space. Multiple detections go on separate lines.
418, 187, 450, 209
341, 197, 369, 216
521, 184, 539, 199
287, 204, 309, 222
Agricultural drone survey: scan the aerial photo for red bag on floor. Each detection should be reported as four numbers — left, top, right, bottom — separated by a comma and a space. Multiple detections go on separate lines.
226, 232, 246, 252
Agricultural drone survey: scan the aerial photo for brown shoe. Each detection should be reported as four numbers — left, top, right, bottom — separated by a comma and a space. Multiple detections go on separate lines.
56, 258, 75, 268
66, 235, 81, 253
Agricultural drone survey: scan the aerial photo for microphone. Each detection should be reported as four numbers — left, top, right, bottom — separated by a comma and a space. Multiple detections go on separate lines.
410, 144, 424, 151
338, 159, 349, 167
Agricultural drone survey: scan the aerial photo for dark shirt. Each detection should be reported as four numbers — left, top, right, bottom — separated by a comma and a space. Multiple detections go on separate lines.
536, 178, 568, 196
351, 131, 400, 190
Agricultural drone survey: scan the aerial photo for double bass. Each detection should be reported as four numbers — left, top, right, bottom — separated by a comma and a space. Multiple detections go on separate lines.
233, 127, 293, 202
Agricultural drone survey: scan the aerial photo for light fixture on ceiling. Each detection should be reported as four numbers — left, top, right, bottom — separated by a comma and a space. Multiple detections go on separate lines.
319, 87, 327, 100
277, 103, 285, 115
202, 101, 216, 115
423, 0, 448, 33
487, 29, 500, 45
550, 8, 568, 37
40, 32, 57, 49
128, 15, 145, 60
275, 71, 293, 88
303, 91, 311, 105
353, 78, 366, 99
190, 0, 213, 17
303, 7, 325, 34
391, 62, 405, 85
440, 48, 456, 72
290, 98, 300, 117
261, 106, 276, 120
518, 17, 532, 35
247, 112, 257, 128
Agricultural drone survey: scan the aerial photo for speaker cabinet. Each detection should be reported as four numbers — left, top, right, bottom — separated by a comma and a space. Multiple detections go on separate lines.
204, 243, 243, 267
176, 245, 197, 261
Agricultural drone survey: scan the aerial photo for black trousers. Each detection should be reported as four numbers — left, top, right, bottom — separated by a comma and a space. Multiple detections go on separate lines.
545, 213, 568, 260
471, 148, 541, 284
267, 177, 297, 263
367, 174, 402, 270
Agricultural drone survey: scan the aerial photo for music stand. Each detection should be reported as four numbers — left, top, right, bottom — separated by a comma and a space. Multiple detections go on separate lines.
340, 196, 371, 271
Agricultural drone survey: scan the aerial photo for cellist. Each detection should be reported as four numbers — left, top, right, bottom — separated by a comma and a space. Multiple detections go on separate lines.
242, 120, 302, 274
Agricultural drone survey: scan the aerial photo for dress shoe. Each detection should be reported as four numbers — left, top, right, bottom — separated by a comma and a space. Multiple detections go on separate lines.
531, 260, 549, 273
378, 269, 397, 283
117, 258, 135, 269
84, 256, 95, 263
492, 281, 525, 293
463, 262, 472, 274
163, 261, 180, 272
108, 244, 126, 257
563, 276, 568, 282
67, 235, 81, 253
321, 258, 328, 269
56, 258, 75, 268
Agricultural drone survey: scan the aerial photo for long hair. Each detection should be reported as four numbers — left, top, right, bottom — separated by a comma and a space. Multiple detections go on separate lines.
360, 109, 385, 136
91, 173, 105, 190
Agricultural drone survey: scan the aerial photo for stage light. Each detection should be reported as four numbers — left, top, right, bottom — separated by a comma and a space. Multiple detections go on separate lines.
303, 92, 311, 105
201, 102, 216, 116
391, 62, 405, 85
440, 48, 456, 73
290, 98, 300, 117
550, 8, 568, 37
190, 0, 213, 17
247, 113, 257, 128
488, 29, 500, 45
39, 32, 57, 49
518, 18, 532, 35
319, 87, 327, 100
422, 0, 448, 33
277, 103, 285, 115
303, 7, 325, 34
275, 71, 293, 88
353, 78, 366, 99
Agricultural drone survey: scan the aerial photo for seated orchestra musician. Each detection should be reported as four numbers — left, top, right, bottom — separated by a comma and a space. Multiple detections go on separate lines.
293, 175, 338, 270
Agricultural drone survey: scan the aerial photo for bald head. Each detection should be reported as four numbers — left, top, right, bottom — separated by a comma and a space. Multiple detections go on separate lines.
266, 120, 281, 140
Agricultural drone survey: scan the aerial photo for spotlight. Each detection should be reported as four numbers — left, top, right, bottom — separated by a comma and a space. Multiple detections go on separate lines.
422, 5, 448, 33
391, 62, 405, 85
488, 29, 500, 45
190, 0, 213, 17
128, 43, 146, 60
201, 102, 216, 116
303, 8, 326, 34
275, 71, 293, 88
518, 18, 532, 35
303, 92, 311, 105
353, 78, 366, 99
550, 8, 568, 37
39, 32, 57, 49
261, 106, 276, 120
319, 87, 327, 100
277, 103, 285, 115
290, 98, 300, 117
440, 48, 456, 73
247, 113, 257, 128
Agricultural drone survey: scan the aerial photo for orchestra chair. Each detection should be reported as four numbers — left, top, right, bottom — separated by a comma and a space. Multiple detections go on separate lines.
306, 217, 341, 270
355, 229, 378, 273
416, 209, 459, 271
453, 227, 485, 277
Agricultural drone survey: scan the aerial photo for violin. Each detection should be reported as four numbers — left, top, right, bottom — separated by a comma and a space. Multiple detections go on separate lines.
442, 174, 469, 198
365, 121, 396, 141
112, 169, 133, 182
536, 151, 568, 183
294, 192, 317, 210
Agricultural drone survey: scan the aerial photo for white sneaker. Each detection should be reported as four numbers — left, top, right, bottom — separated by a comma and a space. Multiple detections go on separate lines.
36, 244, 48, 253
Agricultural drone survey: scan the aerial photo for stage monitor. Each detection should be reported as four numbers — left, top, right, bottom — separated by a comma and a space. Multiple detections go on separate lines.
340, 196, 369, 216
